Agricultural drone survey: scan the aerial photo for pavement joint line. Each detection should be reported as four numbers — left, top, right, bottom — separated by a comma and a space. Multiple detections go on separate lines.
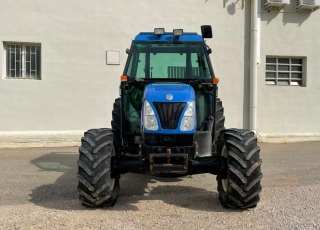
1, 137, 320, 148
1, 131, 320, 147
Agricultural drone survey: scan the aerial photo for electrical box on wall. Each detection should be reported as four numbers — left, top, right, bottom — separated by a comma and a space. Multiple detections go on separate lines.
264, 0, 290, 11
106, 50, 120, 65
296, 0, 320, 12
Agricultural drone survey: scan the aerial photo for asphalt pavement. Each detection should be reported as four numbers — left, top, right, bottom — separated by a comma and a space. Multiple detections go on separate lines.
0, 142, 320, 229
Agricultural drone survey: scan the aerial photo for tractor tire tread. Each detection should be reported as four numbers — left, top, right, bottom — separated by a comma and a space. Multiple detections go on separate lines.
217, 129, 262, 209
111, 98, 122, 154
77, 128, 119, 207
214, 98, 225, 142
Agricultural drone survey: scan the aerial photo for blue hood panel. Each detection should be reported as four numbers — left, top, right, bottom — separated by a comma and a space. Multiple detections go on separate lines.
144, 83, 195, 103
142, 83, 196, 134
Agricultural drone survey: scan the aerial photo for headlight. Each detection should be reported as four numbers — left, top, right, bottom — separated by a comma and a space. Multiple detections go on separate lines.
180, 100, 195, 131
143, 100, 158, 130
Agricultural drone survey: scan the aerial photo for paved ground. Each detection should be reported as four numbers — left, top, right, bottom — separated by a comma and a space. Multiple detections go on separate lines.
0, 142, 320, 230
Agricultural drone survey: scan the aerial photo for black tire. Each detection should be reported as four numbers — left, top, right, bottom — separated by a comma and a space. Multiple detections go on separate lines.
77, 128, 120, 207
217, 129, 262, 209
215, 98, 225, 142
111, 98, 121, 144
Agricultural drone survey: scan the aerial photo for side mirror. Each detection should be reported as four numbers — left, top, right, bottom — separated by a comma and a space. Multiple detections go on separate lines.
207, 48, 212, 55
126, 48, 130, 55
201, 25, 212, 39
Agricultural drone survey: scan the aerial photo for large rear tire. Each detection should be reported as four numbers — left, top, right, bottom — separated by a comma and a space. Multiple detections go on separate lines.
215, 98, 225, 142
111, 98, 122, 154
77, 128, 120, 207
217, 129, 262, 209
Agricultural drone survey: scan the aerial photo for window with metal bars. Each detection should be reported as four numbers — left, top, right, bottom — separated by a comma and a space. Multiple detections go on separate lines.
4, 43, 41, 80
265, 57, 305, 86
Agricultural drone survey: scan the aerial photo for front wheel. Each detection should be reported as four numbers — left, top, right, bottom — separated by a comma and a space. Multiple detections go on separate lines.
217, 129, 262, 209
77, 128, 120, 207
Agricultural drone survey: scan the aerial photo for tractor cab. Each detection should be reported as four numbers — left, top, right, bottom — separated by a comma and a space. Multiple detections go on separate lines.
125, 29, 213, 80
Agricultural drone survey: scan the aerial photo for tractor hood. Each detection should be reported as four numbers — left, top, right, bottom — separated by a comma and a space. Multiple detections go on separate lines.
143, 83, 195, 103
142, 83, 196, 134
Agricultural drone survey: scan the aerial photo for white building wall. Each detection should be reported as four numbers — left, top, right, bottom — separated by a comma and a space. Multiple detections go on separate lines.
0, 0, 247, 134
1, 0, 319, 140
259, 2, 320, 135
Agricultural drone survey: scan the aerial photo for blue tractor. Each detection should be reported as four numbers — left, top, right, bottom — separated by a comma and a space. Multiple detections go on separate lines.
77, 26, 262, 209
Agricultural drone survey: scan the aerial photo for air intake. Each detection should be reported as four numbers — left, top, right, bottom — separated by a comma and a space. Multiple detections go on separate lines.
153, 102, 186, 129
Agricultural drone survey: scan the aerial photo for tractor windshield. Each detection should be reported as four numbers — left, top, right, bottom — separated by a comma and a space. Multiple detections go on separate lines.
125, 42, 212, 79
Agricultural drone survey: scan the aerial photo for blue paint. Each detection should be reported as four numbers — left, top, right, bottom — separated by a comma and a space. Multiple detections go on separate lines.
134, 32, 203, 42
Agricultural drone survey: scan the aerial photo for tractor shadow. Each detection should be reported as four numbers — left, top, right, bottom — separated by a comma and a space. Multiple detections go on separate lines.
30, 152, 240, 213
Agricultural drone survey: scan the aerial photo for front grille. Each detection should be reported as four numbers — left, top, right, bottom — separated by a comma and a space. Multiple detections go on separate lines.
153, 102, 186, 129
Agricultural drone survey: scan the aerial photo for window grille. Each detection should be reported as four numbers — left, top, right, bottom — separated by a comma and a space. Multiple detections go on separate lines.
265, 57, 304, 86
4, 43, 41, 80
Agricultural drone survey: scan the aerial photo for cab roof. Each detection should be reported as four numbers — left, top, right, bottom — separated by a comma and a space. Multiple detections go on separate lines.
134, 32, 204, 42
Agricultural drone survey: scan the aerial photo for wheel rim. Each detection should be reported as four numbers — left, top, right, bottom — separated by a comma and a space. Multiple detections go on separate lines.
221, 145, 228, 192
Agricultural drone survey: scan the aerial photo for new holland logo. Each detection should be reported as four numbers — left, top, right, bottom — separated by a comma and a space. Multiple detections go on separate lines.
166, 94, 173, 100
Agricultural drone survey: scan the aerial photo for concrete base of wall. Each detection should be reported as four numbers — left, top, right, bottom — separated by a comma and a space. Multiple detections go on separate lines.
1, 131, 320, 148
0, 131, 83, 148
258, 133, 320, 143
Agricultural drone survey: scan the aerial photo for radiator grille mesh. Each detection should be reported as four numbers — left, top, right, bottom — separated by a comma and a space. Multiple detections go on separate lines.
153, 102, 186, 129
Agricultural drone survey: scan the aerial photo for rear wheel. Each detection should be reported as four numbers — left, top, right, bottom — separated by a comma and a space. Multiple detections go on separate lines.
77, 128, 120, 207
215, 98, 225, 142
111, 98, 122, 154
217, 129, 262, 209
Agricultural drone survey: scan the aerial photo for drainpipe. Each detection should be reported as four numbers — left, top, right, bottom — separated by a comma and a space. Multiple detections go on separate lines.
249, 0, 260, 133
257, 1, 261, 65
